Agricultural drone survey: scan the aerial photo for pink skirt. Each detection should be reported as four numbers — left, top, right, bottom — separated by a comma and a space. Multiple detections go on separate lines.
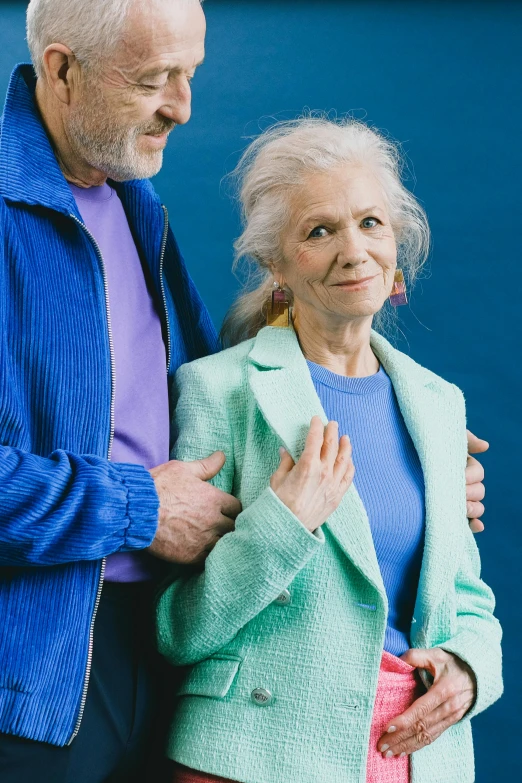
366, 650, 421, 783
171, 651, 421, 783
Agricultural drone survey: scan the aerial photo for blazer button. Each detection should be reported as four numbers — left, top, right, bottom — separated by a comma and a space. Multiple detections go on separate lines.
274, 589, 291, 606
251, 688, 273, 706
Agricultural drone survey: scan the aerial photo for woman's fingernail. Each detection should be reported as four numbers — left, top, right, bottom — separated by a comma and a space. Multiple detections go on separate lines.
385, 750, 394, 758
387, 725, 397, 733
380, 745, 389, 752
400, 753, 407, 758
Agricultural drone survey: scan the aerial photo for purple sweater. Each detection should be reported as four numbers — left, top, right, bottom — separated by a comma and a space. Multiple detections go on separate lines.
69, 182, 169, 581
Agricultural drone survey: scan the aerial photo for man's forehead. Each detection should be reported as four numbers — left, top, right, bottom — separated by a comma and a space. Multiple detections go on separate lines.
116, 0, 206, 73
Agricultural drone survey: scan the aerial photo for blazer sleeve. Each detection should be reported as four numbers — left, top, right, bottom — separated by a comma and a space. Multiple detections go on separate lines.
439, 525, 503, 718
156, 359, 324, 666
437, 385, 503, 718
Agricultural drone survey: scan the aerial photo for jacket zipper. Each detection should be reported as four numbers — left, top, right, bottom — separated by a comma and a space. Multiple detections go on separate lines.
66, 206, 169, 743
159, 205, 171, 373
67, 214, 116, 744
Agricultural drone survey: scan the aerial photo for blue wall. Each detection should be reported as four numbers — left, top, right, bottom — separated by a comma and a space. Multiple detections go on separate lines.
1, 1, 520, 779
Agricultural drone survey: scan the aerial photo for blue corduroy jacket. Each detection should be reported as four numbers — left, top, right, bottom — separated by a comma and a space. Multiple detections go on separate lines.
0, 64, 218, 746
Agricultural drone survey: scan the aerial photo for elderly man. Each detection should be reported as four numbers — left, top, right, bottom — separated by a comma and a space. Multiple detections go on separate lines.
0, 0, 487, 781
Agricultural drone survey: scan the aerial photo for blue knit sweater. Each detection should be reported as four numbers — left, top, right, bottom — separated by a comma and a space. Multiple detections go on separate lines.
307, 360, 426, 655
0, 64, 218, 746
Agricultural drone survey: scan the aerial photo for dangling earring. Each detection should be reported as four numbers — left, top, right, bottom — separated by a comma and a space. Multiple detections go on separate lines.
266, 280, 290, 328
389, 269, 408, 307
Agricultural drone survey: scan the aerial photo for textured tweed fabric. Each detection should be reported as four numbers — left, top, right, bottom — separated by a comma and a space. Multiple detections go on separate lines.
171, 651, 419, 783
157, 325, 503, 783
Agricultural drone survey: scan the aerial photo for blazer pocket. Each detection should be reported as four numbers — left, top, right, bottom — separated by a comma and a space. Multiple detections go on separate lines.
177, 655, 242, 700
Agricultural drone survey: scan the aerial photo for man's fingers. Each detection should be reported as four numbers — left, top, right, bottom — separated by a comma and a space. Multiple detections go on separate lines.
467, 500, 484, 519
214, 514, 236, 537
466, 482, 485, 502
189, 451, 227, 481
469, 518, 485, 533
218, 490, 242, 520
466, 429, 489, 455
465, 455, 485, 485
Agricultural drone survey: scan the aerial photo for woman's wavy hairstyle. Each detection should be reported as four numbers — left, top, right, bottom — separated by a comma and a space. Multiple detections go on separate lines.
221, 115, 430, 347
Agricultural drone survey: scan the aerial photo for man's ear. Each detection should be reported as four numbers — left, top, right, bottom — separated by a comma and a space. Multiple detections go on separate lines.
41, 44, 77, 105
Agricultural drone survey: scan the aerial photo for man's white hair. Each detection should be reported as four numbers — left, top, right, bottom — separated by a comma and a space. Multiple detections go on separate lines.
26, 0, 200, 78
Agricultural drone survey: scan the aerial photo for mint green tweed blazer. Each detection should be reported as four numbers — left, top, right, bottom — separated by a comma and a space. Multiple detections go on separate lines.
157, 326, 502, 783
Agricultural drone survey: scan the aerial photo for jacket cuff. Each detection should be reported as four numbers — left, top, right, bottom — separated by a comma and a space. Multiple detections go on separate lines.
439, 629, 503, 719
237, 486, 325, 571
112, 463, 159, 549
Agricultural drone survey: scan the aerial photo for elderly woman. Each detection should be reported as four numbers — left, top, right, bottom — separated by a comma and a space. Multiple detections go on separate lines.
157, 118, 502, 783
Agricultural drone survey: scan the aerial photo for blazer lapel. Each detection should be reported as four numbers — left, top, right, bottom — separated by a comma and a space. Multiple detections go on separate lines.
248, 327, 385, 595
370, 333, 466, 620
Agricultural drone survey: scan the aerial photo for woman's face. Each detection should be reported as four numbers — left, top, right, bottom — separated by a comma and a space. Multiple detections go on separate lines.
278, 165, 398, 323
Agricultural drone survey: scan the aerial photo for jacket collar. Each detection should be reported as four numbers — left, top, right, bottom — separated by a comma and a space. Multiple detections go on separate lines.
0, 64, 78, 215
0, 63, 155, 219
248, 326, 464, 613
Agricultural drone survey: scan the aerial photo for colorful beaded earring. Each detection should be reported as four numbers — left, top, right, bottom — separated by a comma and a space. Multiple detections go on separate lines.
389, 269, 408, 307
266, 281, 290, 327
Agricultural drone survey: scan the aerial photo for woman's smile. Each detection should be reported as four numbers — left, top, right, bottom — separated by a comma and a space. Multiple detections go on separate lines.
332, 273, 380, 291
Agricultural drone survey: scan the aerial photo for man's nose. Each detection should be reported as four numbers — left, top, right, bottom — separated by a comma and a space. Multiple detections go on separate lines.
157, 78, 192, 126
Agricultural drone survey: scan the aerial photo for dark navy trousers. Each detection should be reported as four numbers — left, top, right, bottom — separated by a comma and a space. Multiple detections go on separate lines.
0, 582, 176, 783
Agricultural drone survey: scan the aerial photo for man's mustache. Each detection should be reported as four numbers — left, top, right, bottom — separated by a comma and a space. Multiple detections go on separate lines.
137, 119, 176, 136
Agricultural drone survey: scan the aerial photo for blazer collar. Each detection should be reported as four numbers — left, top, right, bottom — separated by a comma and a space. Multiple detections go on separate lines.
248, 326, 464, 610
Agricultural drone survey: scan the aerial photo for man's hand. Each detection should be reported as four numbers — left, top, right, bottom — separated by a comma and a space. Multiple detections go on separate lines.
147, 451, 241, 564
377, 648, 476, 758
466, 430, 488, 533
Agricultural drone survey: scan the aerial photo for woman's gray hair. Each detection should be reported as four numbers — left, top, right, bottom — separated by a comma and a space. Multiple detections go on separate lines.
221, 116, 430, 347
26, 0, 201, 78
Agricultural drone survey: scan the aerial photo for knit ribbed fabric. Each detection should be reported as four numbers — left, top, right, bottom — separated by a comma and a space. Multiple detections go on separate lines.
366, 651, 421, 783
307, 361, 425, 656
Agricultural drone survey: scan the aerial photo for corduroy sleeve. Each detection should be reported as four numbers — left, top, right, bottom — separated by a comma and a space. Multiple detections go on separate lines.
0, 200, 159, 566
156, 360, 324, 666
0, 446, 159, 566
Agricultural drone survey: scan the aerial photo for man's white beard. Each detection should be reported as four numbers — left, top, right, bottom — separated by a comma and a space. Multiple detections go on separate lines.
67, 84, 171, 181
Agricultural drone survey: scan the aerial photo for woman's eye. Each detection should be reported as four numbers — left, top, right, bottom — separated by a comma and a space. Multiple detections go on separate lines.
308, 226, 329, 239
361, 217, 380, 229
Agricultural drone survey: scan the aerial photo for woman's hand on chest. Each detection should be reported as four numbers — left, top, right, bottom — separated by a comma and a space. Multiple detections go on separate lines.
269, 416, 355, 532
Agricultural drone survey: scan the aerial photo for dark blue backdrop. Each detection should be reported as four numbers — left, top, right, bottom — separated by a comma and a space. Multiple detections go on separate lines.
1, 1, 520, 779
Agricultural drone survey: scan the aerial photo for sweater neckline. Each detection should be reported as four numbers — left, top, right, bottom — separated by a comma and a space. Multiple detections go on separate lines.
306, 360, 391, 395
